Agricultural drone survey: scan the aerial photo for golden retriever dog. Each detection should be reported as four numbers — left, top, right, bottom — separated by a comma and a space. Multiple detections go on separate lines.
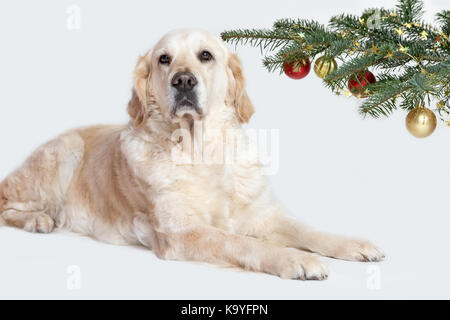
0, 29, 384, 280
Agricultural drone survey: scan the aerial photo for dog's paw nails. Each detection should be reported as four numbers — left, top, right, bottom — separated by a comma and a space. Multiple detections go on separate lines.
333, 240, 385, 262
277, 251, 328, 281
302, 256, 329, 280
358, 242, 385, 262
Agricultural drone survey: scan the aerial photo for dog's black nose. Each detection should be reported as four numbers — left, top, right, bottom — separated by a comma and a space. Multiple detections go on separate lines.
171, 72, 197, 91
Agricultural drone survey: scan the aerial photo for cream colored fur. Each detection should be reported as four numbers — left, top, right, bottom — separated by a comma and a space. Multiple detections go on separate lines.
0, 29, 384, 280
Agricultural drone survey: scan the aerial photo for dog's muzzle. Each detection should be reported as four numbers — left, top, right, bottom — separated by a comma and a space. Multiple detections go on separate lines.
171, 71, 202, 118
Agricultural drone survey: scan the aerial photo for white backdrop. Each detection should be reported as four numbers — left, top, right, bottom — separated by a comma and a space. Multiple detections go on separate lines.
0, 0, 449, 299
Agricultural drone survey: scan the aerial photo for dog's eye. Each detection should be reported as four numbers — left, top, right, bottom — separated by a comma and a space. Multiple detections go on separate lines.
159, 54, 171, 65
199, 51, 213, 62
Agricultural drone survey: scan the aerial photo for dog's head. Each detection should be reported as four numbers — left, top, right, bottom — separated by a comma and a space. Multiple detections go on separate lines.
127, 29, 254, 127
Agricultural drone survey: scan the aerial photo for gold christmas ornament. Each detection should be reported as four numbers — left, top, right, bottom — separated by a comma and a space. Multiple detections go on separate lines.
313, 56, 338, 79
405, 106, 437, 138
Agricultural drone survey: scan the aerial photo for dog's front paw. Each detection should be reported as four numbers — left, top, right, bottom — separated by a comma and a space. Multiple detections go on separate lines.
275, 250, 328, 280
332, 239, 385, 262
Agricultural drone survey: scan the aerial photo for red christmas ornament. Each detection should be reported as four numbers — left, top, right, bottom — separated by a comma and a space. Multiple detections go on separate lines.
347, 70, 376, 98
283, 59, 311, 79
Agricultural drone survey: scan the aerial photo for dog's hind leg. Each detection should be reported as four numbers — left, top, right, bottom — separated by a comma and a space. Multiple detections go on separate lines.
0, 185, 55, 234
2, 204, 54, 233
0, 131, 84, 233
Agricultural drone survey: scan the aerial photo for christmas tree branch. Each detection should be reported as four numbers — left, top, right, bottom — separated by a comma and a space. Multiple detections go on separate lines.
397, 0, 424, 21
436, 10, 450, 35
220, 0, 449, 123
359, 79, 413, 117
220, 29, 294, 52
325, 55, 381, 82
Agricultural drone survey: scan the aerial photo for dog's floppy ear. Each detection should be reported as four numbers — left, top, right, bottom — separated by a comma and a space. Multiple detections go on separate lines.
227, 53, 255, 123
128, 51, 152, 127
